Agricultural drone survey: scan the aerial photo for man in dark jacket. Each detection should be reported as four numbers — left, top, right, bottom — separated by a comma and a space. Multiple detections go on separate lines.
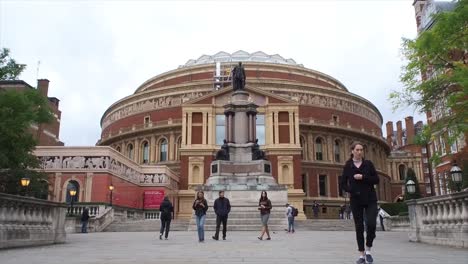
81, 208, 90, 233
159, 196, 174, 240
212, 190, 231, 240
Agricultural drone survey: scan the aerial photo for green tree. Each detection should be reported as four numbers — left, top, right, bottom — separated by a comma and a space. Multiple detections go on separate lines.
390, 0, 468, 137
404, 168, 422, 200
0, 48, 26, 80
0, 89, 53, 196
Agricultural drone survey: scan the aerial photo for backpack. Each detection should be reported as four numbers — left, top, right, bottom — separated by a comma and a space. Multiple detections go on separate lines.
291, 206, 298, 217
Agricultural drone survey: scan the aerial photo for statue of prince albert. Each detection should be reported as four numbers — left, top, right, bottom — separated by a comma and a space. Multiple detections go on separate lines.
232, 62, 246, 91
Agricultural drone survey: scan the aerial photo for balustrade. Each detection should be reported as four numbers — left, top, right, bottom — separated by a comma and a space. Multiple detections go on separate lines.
0, 193, 66, 249
407, 190, 468, 248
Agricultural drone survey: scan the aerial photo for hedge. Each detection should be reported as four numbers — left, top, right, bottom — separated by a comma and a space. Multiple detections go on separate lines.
380, 202, 408, 216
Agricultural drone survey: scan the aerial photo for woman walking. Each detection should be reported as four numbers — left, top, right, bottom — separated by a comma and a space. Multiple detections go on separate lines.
340, 142, 379, 264
159, 196, 174, 240
192, 191, 208, 242
257, 191, 272, 240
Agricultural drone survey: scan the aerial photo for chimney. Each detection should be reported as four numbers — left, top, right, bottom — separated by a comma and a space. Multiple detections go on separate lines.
386, 121, 394, 147
396, 121, 403, 147
405, 116, 415, 144
37, 79, 49, 97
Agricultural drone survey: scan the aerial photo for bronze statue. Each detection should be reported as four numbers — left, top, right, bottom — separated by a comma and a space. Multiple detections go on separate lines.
215, 139, 230, 161
252, 139, 266, 160
232, 62, 246, 91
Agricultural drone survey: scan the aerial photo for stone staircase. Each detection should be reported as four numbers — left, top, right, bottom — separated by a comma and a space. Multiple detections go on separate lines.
103, 219, 190, 232
188, 206, 287, 231
295, 219, 356, 231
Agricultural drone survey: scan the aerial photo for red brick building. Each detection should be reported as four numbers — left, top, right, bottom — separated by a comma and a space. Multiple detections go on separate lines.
35, 51, 392, 219
0, 79, 63, 146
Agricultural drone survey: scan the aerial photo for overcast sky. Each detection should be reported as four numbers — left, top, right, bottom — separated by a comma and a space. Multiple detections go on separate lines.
1, 0, 427, 146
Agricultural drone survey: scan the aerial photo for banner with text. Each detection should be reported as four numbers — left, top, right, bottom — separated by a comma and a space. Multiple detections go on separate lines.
144, 190, 165, 209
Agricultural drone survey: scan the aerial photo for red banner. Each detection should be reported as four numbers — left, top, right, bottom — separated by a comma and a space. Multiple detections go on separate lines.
144, 190, 165, 209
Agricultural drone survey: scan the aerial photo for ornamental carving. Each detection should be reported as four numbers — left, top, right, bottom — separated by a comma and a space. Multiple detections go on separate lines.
276, 91, 381, 126
102, 91, 209, 129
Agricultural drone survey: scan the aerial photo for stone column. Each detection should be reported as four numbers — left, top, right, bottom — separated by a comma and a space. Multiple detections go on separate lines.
169, 133, 175, 161
226, 113, 231, 142
182, 112, 187, 145
274, 111, 279, 144
54, 173, 62, 202
248, 113, 253, 142
150, 136, 156, 163
253, 113, 257, 142
202, 112, 207, 145
327, 135, 333, 161
289, 111, 294, 144
85, 173, 93, 202
307, 133, 314, 161
134, 138, 140, 163
187, 113, 192, 145
295, 111, 300, 146
266, 112, 273, 145
207, 113, 213, 145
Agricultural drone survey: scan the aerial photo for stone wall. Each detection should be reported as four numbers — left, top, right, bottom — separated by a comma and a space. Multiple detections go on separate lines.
0, 193, 66, 249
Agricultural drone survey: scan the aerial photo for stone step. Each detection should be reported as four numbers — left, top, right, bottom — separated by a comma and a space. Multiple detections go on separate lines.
104, 220, 190, 232
188, 224, 287, 231
200, 219, 286, 225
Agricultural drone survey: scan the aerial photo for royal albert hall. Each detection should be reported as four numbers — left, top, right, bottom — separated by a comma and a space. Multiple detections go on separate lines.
36, 51, 392, 219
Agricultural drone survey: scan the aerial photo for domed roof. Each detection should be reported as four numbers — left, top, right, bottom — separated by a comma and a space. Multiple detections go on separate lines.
180, 50, 302, 68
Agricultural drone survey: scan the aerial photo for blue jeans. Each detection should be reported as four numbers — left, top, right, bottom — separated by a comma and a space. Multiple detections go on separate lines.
81, 220, 88, 233
288, 216, 295, 232
195, 214, 206, 241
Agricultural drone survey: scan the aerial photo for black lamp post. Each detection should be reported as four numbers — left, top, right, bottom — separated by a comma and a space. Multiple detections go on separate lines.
109, 184, 114, 207
20, 177, 30, 196
450, 163, 463, 192
69, 188, 77, 214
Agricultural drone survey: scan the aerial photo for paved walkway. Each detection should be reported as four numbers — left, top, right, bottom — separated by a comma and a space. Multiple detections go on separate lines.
1, 231, 467, 264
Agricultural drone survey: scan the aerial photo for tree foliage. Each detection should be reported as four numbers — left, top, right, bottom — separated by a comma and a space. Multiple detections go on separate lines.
0, 48, 26, 80
404, 168, 422, 200
0, 88, 53, 197
391, 0, 468, 137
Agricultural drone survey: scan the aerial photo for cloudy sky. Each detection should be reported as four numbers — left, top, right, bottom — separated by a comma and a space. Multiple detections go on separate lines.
1, 0, 427, 146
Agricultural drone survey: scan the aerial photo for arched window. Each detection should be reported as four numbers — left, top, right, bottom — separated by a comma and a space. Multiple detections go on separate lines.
315, 138, 323, 161
142, 141, 149, 164
66, 180, 79, 203
334, 140, 341, 162
159, 139, 168, 162
126, 144, 134, 160
116, 146, 121, 153
398, 164, 406, 181
37, 179, 49, 200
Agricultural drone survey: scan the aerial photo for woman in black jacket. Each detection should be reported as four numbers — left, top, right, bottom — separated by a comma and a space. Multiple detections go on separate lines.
340, 141, 379, 264
192, 191, 208, 242
159, 196, 174, 240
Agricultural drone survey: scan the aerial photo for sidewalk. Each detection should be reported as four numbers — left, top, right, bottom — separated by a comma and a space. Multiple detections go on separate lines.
1, 231, 467, 264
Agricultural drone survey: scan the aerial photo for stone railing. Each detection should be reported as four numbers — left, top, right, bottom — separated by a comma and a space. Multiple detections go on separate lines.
0, 193, 66, 249
407, 190, 468, 248
34, 146, 179, 189
67, 204, 106, 217
65, 206, 114, 233
386, 215, 410, 231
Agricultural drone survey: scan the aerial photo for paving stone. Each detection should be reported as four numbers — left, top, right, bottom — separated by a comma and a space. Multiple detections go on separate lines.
0, 231, 467, 264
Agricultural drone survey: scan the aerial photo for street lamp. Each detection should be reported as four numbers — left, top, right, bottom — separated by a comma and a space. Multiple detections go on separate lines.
406, 180, 416, 195
69, 188, 77, 214
450, 163, 463, 192
20, 177, 30, 196
109, 184, 114, 207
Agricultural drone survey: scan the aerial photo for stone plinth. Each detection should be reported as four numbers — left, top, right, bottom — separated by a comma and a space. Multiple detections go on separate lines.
208, 159, 274, 187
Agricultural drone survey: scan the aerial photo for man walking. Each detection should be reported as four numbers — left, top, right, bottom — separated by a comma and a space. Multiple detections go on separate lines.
212, 190, 231, 240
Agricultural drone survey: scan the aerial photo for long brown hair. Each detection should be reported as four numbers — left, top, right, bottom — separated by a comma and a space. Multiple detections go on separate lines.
348, 141, 364, 161
259, 191, 268, 202
196, 191, 205, 202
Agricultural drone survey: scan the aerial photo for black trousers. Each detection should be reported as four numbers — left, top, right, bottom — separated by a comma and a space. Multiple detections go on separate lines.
351, 200, 377, 251
214, 215, 228, 239
160, 218, 171, 238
